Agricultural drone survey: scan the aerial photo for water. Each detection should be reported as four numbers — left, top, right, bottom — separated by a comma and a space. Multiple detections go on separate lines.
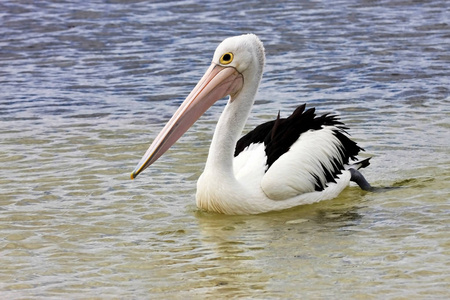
1, 0, 449, 298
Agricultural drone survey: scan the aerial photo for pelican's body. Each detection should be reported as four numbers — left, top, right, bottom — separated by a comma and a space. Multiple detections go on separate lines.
132, 34, 371, 215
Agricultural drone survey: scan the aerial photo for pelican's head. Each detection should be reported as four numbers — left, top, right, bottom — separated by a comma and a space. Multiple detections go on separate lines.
212, 34, 265, 86
131, 34, 265, 179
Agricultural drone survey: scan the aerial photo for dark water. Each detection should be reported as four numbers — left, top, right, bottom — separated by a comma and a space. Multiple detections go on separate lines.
1, 0, 449, 298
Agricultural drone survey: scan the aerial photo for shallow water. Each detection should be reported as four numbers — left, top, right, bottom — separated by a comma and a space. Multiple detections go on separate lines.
1, 0, 449, 298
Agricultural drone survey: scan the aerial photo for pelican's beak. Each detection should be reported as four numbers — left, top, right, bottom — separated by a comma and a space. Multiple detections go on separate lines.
131, 64, 243, 179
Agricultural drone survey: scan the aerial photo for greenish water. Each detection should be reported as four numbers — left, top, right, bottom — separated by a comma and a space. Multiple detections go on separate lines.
1, 0, 449, 298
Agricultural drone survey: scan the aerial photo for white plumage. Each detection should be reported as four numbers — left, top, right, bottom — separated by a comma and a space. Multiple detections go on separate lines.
261, 127, 346, 199
131, 34, 371, 215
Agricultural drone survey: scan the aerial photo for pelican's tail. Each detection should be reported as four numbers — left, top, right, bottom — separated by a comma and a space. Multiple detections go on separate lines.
351, 157, 371, 170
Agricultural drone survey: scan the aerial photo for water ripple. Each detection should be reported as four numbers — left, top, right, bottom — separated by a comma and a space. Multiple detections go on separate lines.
0, 0, 449, 298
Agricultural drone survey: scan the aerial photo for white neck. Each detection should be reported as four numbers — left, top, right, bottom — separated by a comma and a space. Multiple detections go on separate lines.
203, 70, 263, 177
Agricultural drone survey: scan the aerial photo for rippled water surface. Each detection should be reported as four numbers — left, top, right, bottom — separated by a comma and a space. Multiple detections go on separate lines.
1, 0, 449, 298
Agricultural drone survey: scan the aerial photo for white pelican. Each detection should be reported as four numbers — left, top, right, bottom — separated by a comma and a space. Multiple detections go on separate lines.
131, 34, 372, 215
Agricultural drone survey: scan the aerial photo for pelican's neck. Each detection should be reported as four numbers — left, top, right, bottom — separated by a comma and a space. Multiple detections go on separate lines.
204, 73, 262, 176
203, 34, 265, 179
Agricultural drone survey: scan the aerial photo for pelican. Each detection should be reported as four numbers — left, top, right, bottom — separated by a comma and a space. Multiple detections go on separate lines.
131, 34, 372, 215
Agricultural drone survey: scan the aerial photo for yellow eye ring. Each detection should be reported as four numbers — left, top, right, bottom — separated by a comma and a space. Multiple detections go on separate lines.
219, 52, 234, 65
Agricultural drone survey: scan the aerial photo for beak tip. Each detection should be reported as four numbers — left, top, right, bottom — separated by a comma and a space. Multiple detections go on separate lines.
130, 172, 136, 180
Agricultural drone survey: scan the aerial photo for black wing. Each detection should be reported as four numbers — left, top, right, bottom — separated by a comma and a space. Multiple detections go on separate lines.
234, 104, 365, 191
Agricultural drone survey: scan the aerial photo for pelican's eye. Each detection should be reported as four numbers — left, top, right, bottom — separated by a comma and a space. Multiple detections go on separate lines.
220, 52, 234, 65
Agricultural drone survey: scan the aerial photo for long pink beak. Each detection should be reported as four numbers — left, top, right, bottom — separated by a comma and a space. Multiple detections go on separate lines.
131, 64, 244, 179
